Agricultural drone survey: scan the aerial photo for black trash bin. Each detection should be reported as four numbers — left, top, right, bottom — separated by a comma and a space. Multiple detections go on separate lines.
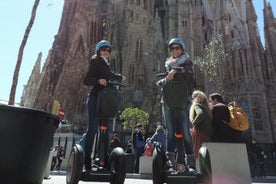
0, 105, 59, 184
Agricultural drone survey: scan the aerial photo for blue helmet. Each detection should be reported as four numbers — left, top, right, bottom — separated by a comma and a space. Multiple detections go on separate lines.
168, 38, 185, 50
95, 40, 112, 52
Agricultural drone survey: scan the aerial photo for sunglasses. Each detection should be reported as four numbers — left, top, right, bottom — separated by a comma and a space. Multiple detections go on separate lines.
169, 46, 182, 51
101, 47, 111, 53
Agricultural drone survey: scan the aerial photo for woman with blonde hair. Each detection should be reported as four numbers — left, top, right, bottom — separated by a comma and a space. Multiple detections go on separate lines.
189, 90, 213, 160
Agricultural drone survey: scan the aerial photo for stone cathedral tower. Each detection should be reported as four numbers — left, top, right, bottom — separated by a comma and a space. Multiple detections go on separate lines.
22, 0, 276, 145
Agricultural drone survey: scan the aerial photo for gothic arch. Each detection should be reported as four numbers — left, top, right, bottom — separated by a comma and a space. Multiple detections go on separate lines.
252, 97, 263, 131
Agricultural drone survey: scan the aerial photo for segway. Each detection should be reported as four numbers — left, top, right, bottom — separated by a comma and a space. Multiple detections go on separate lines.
66, 80, 126, 184
153, 71, 200, 184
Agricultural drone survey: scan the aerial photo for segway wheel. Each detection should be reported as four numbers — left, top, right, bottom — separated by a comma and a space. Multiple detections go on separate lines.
152, 147, 166, 184
109, 147, 126, 184
66, 144, 84, 184
198, 146, 212, 183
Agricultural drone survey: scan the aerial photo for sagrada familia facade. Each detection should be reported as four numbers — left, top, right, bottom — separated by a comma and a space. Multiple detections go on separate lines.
21, 0, 275, 146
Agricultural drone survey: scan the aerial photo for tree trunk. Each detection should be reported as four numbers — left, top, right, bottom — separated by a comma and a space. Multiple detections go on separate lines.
8, 0, 40, 105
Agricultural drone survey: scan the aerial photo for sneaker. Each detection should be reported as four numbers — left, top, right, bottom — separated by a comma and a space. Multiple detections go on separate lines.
166, 164, 177, 174
186, 166, 196, 174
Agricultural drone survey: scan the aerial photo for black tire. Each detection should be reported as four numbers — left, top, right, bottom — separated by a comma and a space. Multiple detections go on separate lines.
198, 146, 212, 183
109, 147, 126, 184
66, 144, 84, 184
152, 146, 166, 184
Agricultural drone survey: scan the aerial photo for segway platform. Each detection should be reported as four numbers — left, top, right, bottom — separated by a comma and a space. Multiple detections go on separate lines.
166, 171, 200, 184
81, 170, 114, 182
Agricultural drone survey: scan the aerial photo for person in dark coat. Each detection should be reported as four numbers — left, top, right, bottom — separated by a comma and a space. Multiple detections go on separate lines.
209, 93, 243, 143
150, 125, 166, 151
83, 40, 126, 171
50, 144, 59, 171
109, 133, 122, 151
56, 146, 65, 170
132, 123, 145, 173
156, 38, 196, 173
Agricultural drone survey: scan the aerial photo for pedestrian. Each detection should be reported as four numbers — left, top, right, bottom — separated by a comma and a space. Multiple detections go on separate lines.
50, 144, 59, 171
247, 147, 259, 178
209, 93, 244, 143
189, 90, 213, 170
83, 40, 126, 171
109, 133, 122, 152
150, 125, 166, 151
254, 144, 266, 178
249, 140, 261, 178
132, 123, 145, 173
56, 146, 65, 170
156, 38, 196, 173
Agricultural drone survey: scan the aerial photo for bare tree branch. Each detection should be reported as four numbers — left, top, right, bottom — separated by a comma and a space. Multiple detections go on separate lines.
9, 0, 40, 105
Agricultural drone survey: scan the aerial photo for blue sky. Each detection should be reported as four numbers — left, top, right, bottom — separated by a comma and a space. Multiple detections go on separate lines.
0, 0, 275, 103
0, 0, 64, 103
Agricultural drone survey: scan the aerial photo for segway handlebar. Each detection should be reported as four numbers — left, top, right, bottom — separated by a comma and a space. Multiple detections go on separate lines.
156, 67, 185, 77
108, 80, 126, 87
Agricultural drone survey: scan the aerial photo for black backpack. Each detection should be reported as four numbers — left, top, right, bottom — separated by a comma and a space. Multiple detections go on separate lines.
162, 76, 194, 110
97, 86, 121, 118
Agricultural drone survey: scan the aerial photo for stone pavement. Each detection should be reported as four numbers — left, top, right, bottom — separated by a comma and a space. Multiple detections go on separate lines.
43, 171, 276, 184
43, 172, 152, 184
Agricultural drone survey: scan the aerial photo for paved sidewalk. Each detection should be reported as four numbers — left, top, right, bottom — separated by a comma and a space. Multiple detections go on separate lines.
43, 174, 152, 184
44, 171, 276, 184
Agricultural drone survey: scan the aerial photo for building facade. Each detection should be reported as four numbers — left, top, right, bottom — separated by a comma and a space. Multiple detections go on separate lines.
21, 0, 275, 147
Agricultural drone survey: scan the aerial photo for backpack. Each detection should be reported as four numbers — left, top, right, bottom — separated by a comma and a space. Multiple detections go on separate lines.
228, 105, 249, 131
162, 79, 189, 110
97, 86, 121, 118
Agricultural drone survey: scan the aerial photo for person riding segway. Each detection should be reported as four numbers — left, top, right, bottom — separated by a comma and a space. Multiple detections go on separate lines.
66, 40, 126, 184
154, 38, 198, 184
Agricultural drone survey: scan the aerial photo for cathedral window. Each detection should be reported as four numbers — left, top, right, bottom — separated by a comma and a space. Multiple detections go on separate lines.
231, 30, 234, 38
204, 31, 208, 41
252, 98, 263, 131
182, 20, 187, 27
131, 66, 135, 82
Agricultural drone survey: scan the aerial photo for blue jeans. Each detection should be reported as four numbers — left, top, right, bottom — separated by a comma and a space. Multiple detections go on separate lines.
84, 94, 99, 169
162, 103, 194, 164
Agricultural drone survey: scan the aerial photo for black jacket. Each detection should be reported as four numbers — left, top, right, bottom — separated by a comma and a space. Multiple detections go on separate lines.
83, 55, 122, 96
212, 103, 243, 143
132, 130, 145, 149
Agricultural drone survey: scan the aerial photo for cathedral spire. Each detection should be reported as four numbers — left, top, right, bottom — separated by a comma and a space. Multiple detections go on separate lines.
263, 0, 267, 8
263, 0, 276, 70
